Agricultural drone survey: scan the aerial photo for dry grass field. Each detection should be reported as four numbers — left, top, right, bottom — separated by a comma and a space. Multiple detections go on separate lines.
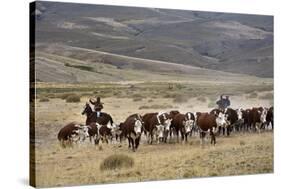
35, 132, 273, 187
32, 81, 273, 187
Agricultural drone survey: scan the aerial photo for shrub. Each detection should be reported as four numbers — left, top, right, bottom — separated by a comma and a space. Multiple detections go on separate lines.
81, 92, 93, 97
163, 93, 174, 98
247, 92, 258, 99
100, 154, 134, 171
133, 98, 143, 102
132, 93, 143, 98
139, 104, 173, 110
259, 93, 273, 100
139, 105, 149, 110
66, 94, 80, 103
197, 96, 207, 102
58, 93, 76, 100
148, 99, 153, 102
64, 63, 95, 72
39, 97, 49, 102
44, 93, 56, 98
240, 140, 246, 146
173, 95, 188, 103
176, 84, 184, 90
208, 101, 216, 108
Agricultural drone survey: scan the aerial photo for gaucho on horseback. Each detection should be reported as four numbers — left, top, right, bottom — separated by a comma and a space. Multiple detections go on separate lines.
89, 97, 104, 118
82, 96, 115, 128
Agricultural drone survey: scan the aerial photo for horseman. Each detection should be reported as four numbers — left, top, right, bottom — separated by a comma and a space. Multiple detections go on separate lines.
89, 97, 104, 118
216, 95, 231, 111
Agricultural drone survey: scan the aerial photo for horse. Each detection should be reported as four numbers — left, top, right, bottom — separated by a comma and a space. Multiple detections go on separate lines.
81, 102, 115, 126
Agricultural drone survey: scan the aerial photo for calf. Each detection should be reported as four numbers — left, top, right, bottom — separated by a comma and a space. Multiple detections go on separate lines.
57, 122, 90, 147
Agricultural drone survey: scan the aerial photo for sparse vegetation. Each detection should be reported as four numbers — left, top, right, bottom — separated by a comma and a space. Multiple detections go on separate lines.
58, 93, 76, 100
148, 99, 153, 103
35, 81, 273, 101
163, 93, 174, 98
259, 92, 273, 100
100, 154, 134, 171
247, 92, 258, 99
36, 132, 273, 187
208, 101, 216, 108
197, 96, 207, 102
133, 98, 143, 102
64, 63, 95, 72
65, 94, 81, 103
240, 140, 246, 146
132, 94, 143, 98
39, 97, 49, 102
173, 94, 188, 103
139, 104, 174, 110
34, 81, 273, 187
81, 92, 93, 97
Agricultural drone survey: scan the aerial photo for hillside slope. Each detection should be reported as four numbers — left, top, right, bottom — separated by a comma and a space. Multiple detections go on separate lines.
33, 1, 273, 78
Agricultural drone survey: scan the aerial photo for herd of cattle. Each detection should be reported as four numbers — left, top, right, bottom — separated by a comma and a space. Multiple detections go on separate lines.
57, 102, 274, 151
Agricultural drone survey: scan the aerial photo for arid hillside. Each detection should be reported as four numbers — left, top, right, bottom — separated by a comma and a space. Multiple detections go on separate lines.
33, 1, 273, 78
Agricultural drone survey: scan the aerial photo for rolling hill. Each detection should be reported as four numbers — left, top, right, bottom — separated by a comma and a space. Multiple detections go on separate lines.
32, 1, 273, 82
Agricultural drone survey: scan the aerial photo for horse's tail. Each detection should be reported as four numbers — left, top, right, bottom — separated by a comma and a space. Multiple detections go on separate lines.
109, 115, 114, 125
104, 112, 114, 125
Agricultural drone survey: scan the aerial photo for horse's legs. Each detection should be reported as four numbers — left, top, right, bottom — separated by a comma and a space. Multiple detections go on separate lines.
128, 137, 131, 148
131, 138, 135, 152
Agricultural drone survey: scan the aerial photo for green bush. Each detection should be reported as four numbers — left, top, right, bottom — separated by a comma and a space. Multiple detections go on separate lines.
66, 94, 81, 103
100, 154, 134, 171
208, 101, 216, 108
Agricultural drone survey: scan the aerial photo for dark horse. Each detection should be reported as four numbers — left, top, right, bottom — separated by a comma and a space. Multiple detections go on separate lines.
81, 102, 114, 126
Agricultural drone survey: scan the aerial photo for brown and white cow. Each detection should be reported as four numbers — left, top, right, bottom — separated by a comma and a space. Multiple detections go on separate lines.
170, 113, 193, 143
197, 112, 228, 145
210, 108, 231, 136
224, 108, 239, 135
185, 112, 196, 136
121, 114, 143, 151
142, 112, 172, 144
167, 110, 180, 141
241, 108, 251, 132
117, 113, 144, 144
249, 107, 267, 132
57, 122, 90, 147
266, 106, 273, 130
